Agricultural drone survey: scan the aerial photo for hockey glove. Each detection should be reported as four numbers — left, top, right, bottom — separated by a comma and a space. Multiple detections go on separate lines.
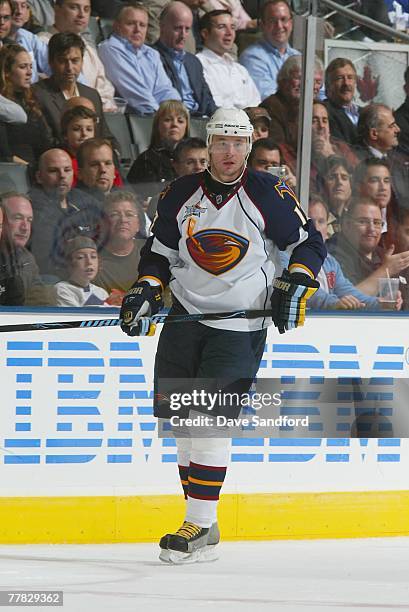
120, 281, 163, 337
270, 269, 319, 334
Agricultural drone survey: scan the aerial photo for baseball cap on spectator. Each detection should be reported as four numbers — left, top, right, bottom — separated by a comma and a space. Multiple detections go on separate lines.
64, 236, 97, 258
245, 107, 271, 141
245, 107, 271, 126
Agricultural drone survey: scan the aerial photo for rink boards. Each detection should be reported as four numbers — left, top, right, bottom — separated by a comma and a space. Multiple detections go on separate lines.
0, 310, 408, 543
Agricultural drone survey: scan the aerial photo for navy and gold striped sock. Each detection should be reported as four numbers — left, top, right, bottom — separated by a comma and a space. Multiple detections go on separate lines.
187, 461, 227, 501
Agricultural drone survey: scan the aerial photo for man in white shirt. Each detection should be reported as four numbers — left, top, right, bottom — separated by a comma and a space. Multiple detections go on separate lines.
196, 10, 260, 109
38, 0, 117, 111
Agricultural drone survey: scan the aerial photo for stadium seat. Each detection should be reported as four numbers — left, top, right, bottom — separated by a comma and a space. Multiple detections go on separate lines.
99, 18, 114, 41
87, 16, 102, 45
190, 117, 207, 140
128, 115, 154, 156
103, 112, 136, 168
0, 163, 30, 194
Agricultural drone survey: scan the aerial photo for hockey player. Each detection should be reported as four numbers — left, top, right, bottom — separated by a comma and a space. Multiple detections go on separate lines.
120, 108, 326, 563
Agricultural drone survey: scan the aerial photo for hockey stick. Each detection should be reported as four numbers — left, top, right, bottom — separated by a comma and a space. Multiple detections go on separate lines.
0, 309, 273, 333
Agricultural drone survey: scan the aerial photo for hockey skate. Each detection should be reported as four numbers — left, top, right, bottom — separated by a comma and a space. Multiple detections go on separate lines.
159, 521, 220, 564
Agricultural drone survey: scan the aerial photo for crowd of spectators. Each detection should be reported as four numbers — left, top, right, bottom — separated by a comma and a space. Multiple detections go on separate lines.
0, 0, 408, 312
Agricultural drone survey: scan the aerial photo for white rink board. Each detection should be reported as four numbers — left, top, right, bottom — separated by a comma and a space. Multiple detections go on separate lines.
0, 311, 408, 497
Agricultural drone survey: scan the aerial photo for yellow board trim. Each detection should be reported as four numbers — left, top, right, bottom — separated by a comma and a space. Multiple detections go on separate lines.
0, 491, 408, 544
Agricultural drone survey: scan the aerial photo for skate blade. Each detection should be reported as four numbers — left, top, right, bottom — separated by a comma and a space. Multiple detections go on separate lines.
197, 544, 219, 563
159, 544, 219, 565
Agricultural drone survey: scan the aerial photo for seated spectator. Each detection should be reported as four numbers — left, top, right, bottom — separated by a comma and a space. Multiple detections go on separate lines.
30, 148, 105, 277
196, 10, 260, 110
239, 0, 299, 101
247, 136, 296, 188
260, 56, 301, 150
353, 158, 396, 238
311, 101, 358, 181
324, 58, 360, 146
32, 32, 114, 144
394, 65, 409, 154
95, 0, 197, 52
95, 191, 147, 297
146, 136, 208, 218
60, 105, 97, 171
127, 99, 189, 185
248, 137, 281, 171
98, 2, 180, 115
0, 0, 16, 47
76, 137, 117, 200
320, 155, 352, 236
172, 136, 207, 175
96, 0, 198, 53
60, 105, 124, 188
245, 107, 270, 141
261, 56, 323, 151
201, 0, 256, 30
1, 191, 55, 304
306, 195, 379, 311
153, 2, 216, 117
61, 95, 116, 150
38, 0, 117, 111
0, 201, 24, 305
0, 43, 54, 166
10, 0, 50, 82
326, 196, 409, 297
31, 148, 75, 213
356, 103, 400, 161
55, 236, 109, 306
355, 104, 409, 211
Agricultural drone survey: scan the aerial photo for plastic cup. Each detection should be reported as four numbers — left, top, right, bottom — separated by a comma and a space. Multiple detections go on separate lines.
378, 278, 399, 310
113, 97, 127, 114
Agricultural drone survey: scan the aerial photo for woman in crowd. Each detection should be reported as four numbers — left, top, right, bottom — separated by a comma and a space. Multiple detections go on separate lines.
95, 191, 147, 303
60, 105, 123, 188
0, 44, 54, 167
320, 155, 353, 237
127, 100, 190, 185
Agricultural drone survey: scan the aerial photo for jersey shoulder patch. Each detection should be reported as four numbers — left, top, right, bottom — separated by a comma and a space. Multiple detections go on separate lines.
246, 169, 300, 206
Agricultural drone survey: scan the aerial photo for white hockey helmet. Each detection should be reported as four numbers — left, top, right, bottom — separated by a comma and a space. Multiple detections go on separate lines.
206, 107, 254, 151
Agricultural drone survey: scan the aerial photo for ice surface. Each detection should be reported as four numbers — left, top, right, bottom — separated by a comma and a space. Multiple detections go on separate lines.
0, 538, 408, 611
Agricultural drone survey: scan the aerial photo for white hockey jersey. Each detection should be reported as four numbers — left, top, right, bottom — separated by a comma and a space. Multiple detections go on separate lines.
139, 169, 326, 331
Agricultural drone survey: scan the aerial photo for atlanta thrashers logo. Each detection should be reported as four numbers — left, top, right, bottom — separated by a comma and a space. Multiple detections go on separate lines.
186, 228, 249, 275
